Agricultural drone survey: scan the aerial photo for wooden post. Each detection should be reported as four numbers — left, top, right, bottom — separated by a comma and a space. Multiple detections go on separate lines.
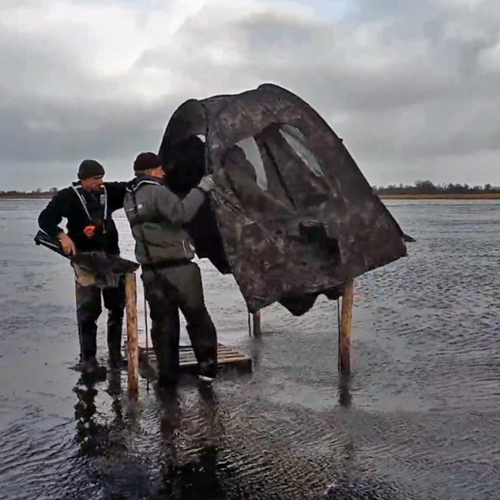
339, 278, 354, 374
248, 310, 262, 337
125, 272, 139, 397
253, 310, 262, 337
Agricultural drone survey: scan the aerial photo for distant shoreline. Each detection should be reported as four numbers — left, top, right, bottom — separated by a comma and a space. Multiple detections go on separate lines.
378, 193, 500, 200
1, 193, 500, 201
0, 194, 52, 199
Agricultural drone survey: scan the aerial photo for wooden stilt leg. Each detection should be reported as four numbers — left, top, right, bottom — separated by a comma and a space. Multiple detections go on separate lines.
125, 272, 139, 397
339, 279, 354, 374
253, 310, 262, 338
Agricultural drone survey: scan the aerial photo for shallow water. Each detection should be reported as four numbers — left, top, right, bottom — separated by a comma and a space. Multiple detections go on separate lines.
1, 198, 500, 500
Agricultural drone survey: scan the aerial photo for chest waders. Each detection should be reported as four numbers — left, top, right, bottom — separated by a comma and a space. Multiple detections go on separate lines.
128, 181, 218, 387
71, 183, 125, 374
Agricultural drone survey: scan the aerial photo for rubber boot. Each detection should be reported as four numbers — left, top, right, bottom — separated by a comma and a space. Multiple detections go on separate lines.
153, 333, 180, 389
107, 311, 125, 370
185, 308, 218, 383
147, 312, 179, 389
78, 318, 107, 378
80, 357, 107, 379
76, 284, 106, 378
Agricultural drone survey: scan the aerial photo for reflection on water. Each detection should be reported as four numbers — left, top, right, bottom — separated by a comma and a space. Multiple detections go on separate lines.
157, 385, 224, 500
1, 199, 500, 500
338, 373, 353, 409
73, 371, 127, 459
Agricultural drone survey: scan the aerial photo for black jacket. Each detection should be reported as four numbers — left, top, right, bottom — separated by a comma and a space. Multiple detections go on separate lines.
38, 181, 127, 254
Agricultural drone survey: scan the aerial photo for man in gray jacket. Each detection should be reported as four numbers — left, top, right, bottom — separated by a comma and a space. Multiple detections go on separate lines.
124, 151, 217, 388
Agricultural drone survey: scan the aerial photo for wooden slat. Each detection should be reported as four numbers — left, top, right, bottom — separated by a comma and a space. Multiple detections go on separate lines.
126, 343, 253, 379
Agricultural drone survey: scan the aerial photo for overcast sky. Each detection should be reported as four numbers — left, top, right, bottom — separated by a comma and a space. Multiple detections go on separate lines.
1, 0, 498, 190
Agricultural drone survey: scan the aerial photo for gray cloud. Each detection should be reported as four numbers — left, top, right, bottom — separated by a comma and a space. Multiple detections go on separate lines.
0, 94, 183, 162
0, 0, 499, 190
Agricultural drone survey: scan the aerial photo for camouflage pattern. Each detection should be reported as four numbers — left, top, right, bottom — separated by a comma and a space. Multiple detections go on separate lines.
159, 84, 407, 315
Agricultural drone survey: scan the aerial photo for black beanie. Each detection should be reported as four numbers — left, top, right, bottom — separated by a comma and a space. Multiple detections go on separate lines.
78, 159, 105, 180
134, 152, 162, 172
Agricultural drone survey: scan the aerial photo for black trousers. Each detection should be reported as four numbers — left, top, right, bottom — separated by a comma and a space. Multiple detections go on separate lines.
75, 277, 126, 363
141, 261, 218, 382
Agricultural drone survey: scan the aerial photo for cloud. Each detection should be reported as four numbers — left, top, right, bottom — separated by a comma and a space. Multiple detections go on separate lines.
0, 0, 499, 190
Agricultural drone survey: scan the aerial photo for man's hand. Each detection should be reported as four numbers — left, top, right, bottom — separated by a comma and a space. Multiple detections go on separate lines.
58, 233, 76, 256
197, 175, 215, 193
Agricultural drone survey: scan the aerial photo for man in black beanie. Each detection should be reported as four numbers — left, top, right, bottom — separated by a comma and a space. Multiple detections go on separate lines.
124, 150, 218, 388
38, 159, 128, 376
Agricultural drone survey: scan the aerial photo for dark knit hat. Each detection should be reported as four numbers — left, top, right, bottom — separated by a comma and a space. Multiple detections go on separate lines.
78, 159, 105, 180
134, 152, 162, 172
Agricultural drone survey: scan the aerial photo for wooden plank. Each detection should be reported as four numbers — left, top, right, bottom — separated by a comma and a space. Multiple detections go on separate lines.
133, 344, 253, 379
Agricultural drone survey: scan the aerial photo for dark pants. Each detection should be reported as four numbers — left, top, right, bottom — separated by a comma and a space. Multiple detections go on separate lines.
75, 277, 126, 364
141, 261, 218, 382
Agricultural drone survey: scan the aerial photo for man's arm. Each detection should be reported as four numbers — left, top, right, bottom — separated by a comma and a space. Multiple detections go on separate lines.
104, 181, 128, 212
38, 191, 68, 238
153, 176, 214, 224
38, 190, 76, 255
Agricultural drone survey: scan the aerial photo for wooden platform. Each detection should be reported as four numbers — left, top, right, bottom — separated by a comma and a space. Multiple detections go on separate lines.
124, 343, 252, 380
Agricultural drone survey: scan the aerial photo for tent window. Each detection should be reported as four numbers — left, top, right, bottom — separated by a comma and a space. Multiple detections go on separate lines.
278, 124, 324, 177
236, 137, 268, 190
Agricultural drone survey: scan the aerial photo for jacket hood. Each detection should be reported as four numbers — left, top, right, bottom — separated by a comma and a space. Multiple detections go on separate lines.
125, 174, 163, 193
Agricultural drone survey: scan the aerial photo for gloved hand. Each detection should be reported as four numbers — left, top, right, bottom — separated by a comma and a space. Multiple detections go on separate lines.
197, 175, 215, 193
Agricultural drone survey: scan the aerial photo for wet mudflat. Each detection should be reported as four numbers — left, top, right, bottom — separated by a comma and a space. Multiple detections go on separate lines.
1, 198, 499, 500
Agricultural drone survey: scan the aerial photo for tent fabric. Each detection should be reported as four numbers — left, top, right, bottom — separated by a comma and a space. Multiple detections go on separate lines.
158, 83, 407, 316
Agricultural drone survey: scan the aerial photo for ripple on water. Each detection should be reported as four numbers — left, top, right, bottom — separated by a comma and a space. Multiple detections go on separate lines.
0, 406, 91, 500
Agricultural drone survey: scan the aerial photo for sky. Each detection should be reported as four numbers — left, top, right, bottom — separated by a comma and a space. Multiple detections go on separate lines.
0, 0, 499, 190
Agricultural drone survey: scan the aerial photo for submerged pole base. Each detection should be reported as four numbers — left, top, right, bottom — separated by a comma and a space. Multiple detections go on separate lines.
339, 278, 354, 374
248, 310, 262, 337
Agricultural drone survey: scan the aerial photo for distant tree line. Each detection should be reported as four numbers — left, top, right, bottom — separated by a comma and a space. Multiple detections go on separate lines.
2, 181, 500, 197
372, 180, 500, 195
0, 187, 58, 197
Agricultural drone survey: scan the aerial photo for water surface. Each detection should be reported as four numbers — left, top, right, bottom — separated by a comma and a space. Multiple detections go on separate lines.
1, 198, 499, 500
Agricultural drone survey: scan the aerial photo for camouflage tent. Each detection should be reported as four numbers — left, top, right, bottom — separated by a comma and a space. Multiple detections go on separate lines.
158, 83, 407, 316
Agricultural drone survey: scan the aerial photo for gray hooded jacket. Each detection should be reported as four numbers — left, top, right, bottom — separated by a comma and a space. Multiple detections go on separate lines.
123, 174, 206, 265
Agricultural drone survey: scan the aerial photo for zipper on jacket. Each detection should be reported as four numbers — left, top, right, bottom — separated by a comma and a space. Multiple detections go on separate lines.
71, 183, 108, 234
